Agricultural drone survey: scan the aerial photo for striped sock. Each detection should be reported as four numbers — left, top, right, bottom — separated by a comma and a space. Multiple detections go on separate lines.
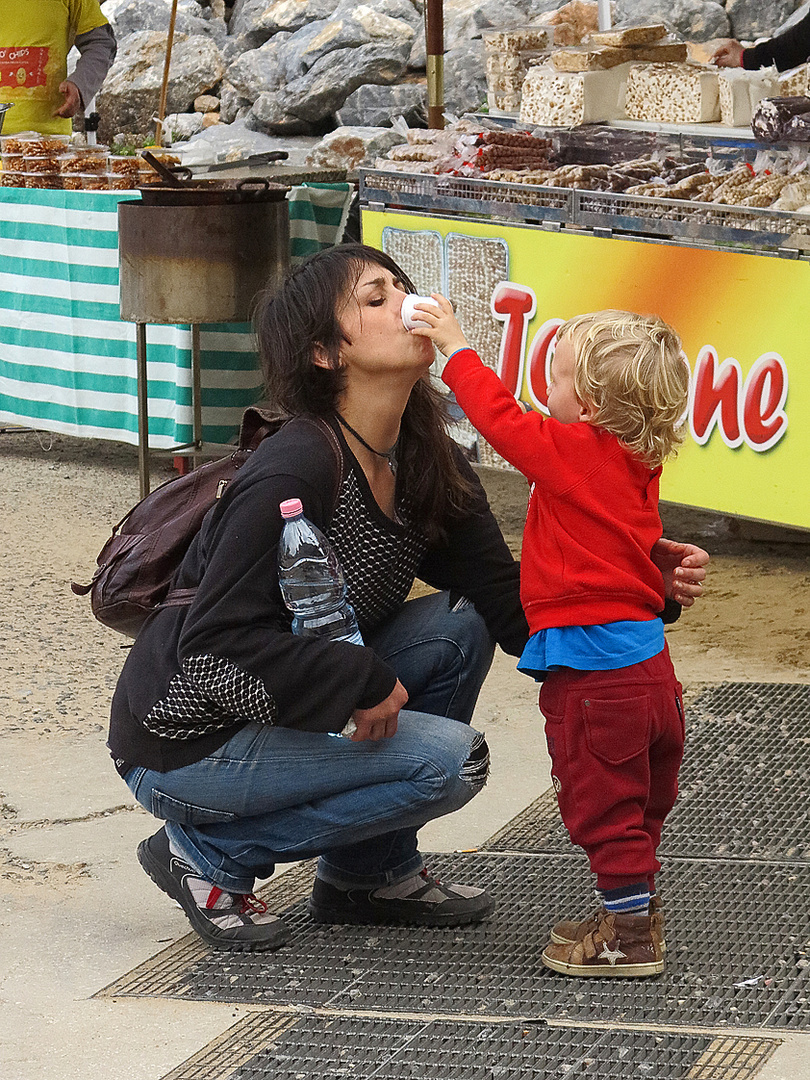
598, 882, 651, 916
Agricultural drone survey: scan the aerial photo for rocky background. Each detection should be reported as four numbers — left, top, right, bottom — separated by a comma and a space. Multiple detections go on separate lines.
93, 0, 810, 164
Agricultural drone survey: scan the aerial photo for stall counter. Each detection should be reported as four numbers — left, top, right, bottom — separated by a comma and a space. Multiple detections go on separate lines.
361, 201, 810, 532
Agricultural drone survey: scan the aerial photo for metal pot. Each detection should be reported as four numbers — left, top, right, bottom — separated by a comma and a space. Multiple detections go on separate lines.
118, 198, 290, 324
139, 176, 290, 207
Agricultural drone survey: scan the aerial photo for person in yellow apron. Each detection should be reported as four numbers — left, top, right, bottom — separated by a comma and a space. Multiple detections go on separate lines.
0, 0, 116, 135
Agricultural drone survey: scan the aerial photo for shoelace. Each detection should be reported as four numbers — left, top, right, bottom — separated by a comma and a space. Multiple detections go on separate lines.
205, 886, 269, 916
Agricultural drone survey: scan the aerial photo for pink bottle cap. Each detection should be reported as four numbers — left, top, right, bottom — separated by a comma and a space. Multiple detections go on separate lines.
279, 498, 303, 519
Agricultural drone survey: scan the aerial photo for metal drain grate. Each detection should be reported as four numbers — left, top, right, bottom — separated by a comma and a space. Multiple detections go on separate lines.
161, 1013, 779, 1080
99, 852, 810, 1031
483, 683, 810, 861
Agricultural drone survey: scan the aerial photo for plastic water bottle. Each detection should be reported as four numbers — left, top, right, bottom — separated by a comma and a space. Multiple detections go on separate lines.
277, 498, 363, 646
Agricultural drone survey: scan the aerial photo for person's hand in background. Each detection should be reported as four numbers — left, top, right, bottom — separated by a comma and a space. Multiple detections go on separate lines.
54, 80, 82, 118
712, 39, 745, 67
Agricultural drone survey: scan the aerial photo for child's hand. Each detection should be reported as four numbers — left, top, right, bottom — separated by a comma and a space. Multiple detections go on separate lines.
408, 294, 470, 358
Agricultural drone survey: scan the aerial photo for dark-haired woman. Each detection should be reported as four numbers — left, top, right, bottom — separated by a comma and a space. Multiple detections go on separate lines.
108, 244, 708, 953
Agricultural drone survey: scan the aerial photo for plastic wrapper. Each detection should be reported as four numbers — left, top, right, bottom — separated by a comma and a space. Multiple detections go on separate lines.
24, 154, 63, 173
24, 173, 62, 189
59, 151, 108, 174
106, 173, 138, 190
551, 46, 632, 71
484, 27, 551, 112
778, 64, 810, 97
0, 132, 69, 156
109, 155, 142, 176
751, 97, 810, 142
537, 1, 601, 45
783, 114, 810, 142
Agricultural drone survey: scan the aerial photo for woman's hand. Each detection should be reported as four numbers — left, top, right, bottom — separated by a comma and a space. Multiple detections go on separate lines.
652, 538, 709, 608
410, 294, 470, 358
349, 679, 409, 741
711, 39, 744, 67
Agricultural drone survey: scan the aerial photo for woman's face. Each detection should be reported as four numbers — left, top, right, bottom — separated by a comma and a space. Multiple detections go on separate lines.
334, 261, 435, 381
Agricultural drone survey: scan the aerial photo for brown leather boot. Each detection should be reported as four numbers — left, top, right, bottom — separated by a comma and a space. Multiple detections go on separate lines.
542, 909, 664, 977
550, 895, 666, 951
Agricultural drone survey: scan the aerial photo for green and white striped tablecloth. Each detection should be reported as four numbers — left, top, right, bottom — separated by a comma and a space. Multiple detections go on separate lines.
0, 183, 354, 449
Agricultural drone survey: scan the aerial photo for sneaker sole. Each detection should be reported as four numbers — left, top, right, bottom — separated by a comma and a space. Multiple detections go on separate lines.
549, 928, 667, 953
137, 838, 290, 953
541, 952, 664, 978
308, 898, 495, 928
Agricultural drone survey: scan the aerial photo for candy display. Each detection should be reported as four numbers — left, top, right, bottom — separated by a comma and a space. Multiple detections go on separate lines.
0, 133, 175, 190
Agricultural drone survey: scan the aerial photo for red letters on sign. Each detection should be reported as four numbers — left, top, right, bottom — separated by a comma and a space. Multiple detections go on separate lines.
690, 347, 743, 447
742, 354, 789, 451
488, 283, 788, 453
491, 282, 535, 396
525, 318, 564, 414
689, 346, 788, 452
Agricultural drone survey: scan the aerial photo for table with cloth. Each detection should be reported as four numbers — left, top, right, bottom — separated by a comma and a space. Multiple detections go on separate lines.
0, 182, 353, 450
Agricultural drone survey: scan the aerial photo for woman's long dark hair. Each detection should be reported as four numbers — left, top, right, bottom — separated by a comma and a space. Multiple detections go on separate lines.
254, 243, 478, 542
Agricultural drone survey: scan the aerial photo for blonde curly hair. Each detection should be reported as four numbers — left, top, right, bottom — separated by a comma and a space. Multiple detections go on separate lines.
557, 309, 690, 468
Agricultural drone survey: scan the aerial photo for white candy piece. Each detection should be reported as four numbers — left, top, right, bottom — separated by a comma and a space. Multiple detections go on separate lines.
519, 62, 632, 126
718, 68, 779, 127
401, 294, 441, 330
624, 63, 720, 124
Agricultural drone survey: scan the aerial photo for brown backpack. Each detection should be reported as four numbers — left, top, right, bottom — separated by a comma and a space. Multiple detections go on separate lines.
71, 410, 342, 638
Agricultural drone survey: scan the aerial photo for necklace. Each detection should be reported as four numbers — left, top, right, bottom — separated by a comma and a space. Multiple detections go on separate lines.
336, 413, 399, 475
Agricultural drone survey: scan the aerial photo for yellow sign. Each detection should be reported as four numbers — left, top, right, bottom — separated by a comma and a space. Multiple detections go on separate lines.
363, 208, 808, 530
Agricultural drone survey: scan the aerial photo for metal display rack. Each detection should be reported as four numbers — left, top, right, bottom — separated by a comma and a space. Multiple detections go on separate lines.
360, 168, 810, 257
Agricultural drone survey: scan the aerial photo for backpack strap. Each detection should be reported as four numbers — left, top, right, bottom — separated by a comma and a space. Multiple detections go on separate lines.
302, 415, 344, 522
238, 409, 344, 516
160, 413, 344, 617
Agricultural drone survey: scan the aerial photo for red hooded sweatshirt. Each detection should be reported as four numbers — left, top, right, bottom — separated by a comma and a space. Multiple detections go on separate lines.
442, 348, 665, 632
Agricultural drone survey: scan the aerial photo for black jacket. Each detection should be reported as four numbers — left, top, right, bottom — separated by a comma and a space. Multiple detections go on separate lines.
108, 416, 528, 773
744, 9, 810, 72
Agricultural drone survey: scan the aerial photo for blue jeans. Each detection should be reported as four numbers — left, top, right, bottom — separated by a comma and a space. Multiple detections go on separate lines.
124, 592, 495, 893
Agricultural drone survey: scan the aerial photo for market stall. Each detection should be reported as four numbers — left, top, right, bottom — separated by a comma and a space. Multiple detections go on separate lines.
0, 184, 262, 449
360, 114, 810, 531
0, 178, 352, 455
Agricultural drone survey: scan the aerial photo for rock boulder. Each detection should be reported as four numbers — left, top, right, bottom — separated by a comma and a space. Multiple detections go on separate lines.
97, 31, 225, 142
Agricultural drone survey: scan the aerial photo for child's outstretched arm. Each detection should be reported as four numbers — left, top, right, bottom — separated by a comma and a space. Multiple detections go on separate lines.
411, 294, 547, 476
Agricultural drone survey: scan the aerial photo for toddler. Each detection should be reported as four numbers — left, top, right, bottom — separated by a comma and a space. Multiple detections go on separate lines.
414, 298, 690, 978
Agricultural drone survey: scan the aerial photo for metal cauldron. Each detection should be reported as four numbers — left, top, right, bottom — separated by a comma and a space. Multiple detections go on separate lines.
118, 193, 290, 495
118, 193, 289, 324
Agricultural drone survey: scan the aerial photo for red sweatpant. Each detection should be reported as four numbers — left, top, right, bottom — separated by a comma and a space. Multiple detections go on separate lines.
538, 642, 684, 892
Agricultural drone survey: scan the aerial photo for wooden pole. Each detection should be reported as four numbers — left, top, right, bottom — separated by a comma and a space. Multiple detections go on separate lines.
153, 0, 179, 147
425, 0, 444, 129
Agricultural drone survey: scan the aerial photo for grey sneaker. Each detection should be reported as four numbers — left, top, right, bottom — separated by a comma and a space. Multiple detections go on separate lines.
137, 827, 290, 952
309, 868, 495, 927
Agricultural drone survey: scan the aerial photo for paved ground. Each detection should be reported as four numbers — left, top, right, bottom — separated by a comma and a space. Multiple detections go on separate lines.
1, 430, 809, 1079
